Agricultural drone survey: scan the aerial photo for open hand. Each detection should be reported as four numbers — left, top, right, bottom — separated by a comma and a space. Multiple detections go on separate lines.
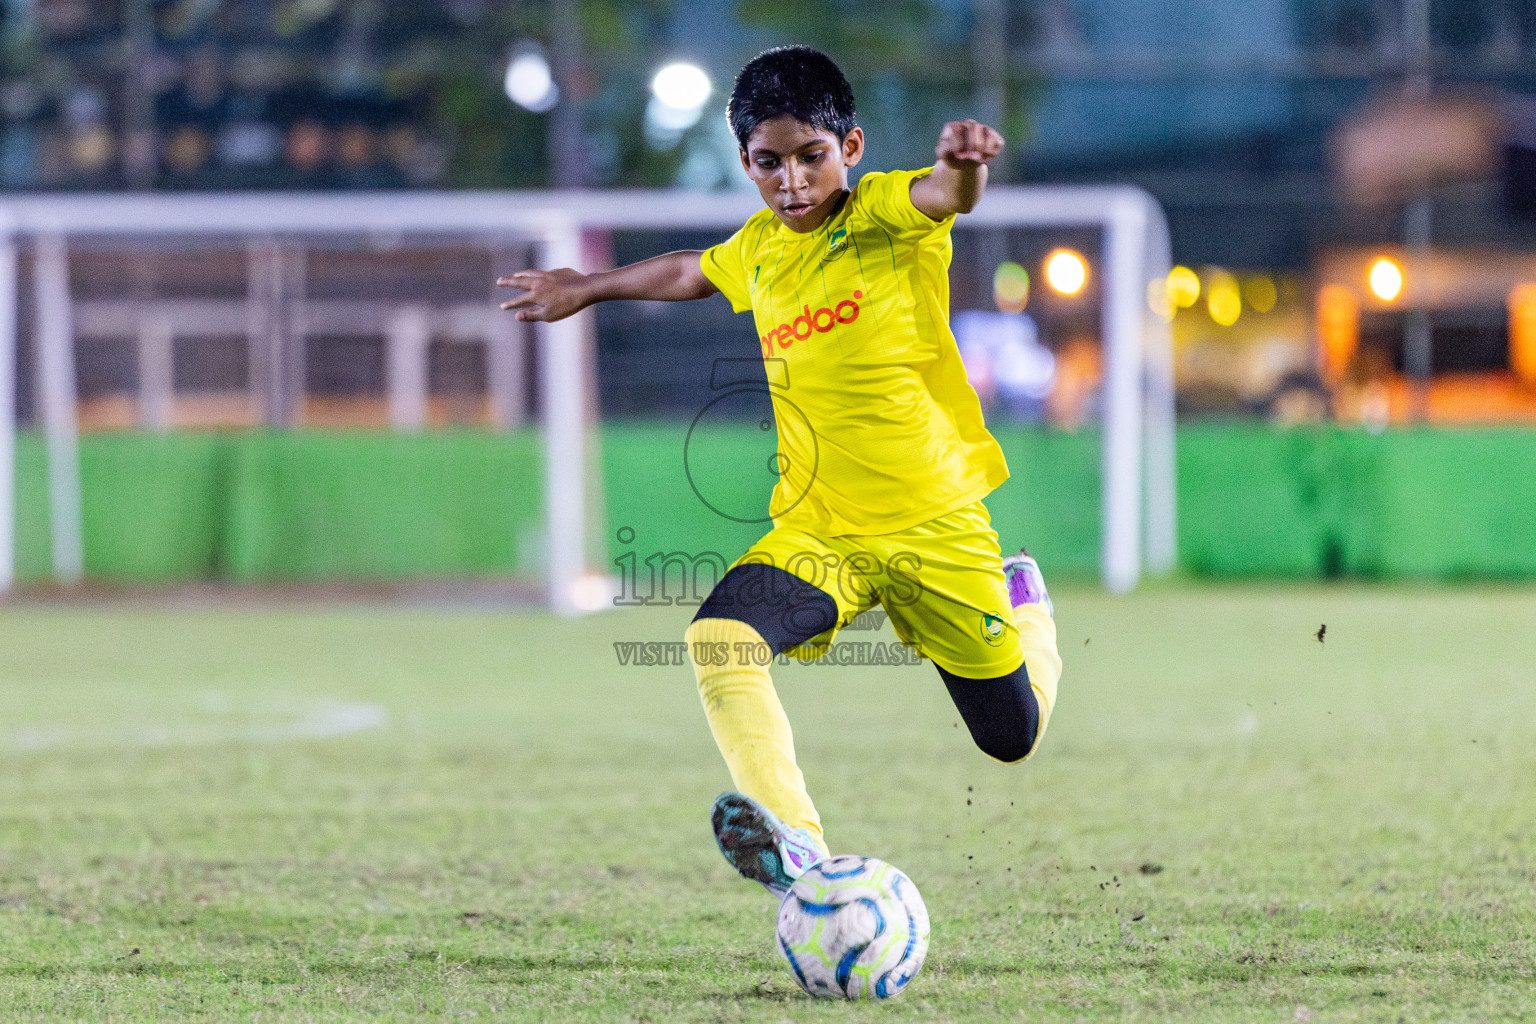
935, 119, 1004, 167
497, 268, 590, 322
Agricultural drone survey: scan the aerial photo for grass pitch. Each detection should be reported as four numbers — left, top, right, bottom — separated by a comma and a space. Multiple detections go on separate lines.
1, 584, 1534, 1022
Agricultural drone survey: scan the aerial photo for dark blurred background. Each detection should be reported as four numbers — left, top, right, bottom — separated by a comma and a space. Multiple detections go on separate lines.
3, 1, 1532, 250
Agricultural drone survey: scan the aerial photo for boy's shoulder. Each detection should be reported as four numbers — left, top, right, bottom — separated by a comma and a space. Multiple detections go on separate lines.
850, 167, 949, 237
849, 167, 935, 208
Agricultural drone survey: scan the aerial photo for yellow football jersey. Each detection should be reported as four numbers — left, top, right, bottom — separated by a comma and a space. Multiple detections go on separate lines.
699, 167, 1009, 536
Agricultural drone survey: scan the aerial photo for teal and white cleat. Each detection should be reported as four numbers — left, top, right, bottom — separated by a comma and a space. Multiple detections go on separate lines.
710, 791, 827, 899
1003, 548, 1053, 618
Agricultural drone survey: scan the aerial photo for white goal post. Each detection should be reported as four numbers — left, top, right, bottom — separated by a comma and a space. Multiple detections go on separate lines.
0, 185, 1172, 607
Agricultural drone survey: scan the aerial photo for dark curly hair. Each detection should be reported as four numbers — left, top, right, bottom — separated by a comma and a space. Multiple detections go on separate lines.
726, 46, 858, 150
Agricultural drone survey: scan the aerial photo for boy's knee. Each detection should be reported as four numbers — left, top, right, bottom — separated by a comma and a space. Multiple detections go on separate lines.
937, 660, 1040, 764
969, 712, 1036, 764
976, 727, 1036, 764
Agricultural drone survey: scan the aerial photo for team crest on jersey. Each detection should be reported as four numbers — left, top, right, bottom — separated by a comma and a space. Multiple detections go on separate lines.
822, 226, 850, 263
980, 613, 1008, 646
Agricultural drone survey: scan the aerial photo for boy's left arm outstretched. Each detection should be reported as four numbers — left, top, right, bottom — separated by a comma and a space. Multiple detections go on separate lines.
910, 119, 1006, 219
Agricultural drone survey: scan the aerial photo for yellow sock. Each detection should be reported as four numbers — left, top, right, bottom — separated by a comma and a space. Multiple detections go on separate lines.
1013, 603, 1062, 754
685, 617, 823, 844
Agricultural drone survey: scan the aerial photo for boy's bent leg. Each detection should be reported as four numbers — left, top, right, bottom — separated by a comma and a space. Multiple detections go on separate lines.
933, 583, 1069, 761
872, 503, 1062, 763
936, 606, 1060, 763
1002, 547, 1061, 748
937, 659, 1038, 763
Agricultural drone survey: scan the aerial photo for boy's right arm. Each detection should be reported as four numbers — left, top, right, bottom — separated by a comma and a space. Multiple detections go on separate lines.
497, 250, 718, 323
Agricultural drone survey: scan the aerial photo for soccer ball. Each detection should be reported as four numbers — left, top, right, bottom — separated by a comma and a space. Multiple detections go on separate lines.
775, 855, 930, 999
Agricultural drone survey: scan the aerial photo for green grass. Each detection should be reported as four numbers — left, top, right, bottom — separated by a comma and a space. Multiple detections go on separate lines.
1, 585, 1534, 1022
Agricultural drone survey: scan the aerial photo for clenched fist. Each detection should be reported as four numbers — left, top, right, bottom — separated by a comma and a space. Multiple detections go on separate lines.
935, 119, 1005, 168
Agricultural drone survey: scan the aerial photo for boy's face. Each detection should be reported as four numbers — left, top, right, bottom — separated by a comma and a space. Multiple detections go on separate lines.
740, 116, 864, 233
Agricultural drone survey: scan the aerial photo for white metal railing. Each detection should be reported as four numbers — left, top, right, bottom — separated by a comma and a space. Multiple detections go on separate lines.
69, 298, 524, 432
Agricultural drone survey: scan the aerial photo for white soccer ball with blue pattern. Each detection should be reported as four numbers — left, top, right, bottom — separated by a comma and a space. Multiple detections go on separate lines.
775, 854, 930, 999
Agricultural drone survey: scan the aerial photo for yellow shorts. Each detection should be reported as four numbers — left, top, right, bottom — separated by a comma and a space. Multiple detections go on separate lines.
732, 500, 1025, 679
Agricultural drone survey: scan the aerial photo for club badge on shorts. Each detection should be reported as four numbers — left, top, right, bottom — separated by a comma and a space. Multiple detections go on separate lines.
980, 612, 1008, 646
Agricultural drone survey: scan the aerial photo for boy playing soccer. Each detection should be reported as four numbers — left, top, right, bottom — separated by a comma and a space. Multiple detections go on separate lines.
499, 46, 1062, 897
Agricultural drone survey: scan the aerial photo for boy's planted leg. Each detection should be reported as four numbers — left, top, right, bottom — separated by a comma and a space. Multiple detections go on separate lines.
686, 614, 822, 839
687, 616, 828, 895
686, 559, 849, 895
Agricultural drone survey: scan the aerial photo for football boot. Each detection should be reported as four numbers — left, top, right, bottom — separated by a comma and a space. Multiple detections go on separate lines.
710, 791, 827, 899
1003, 547, 1053, 618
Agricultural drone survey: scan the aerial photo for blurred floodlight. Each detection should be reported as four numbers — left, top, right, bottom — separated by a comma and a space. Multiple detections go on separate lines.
505, 51, 558, 113
652, 62, 712, 111
1510, 283, 1536, 386
645, 63, 712, 146
993, 261, 1030, 312
1206, 269, 1242, 326
1317, 284, 1360, 385
1368, 257, 1404, 301
1244, 275, 1278, 314
1166, 265, 1201, 307
1044, 249, 1087, 296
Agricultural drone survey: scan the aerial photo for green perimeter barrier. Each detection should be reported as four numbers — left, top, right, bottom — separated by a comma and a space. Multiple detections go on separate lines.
12, 431, 544, 583
222, 431, 543, 580
8, 425, 1536, 584
13, 433, 228, 582
1177, 425, 1536, 579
